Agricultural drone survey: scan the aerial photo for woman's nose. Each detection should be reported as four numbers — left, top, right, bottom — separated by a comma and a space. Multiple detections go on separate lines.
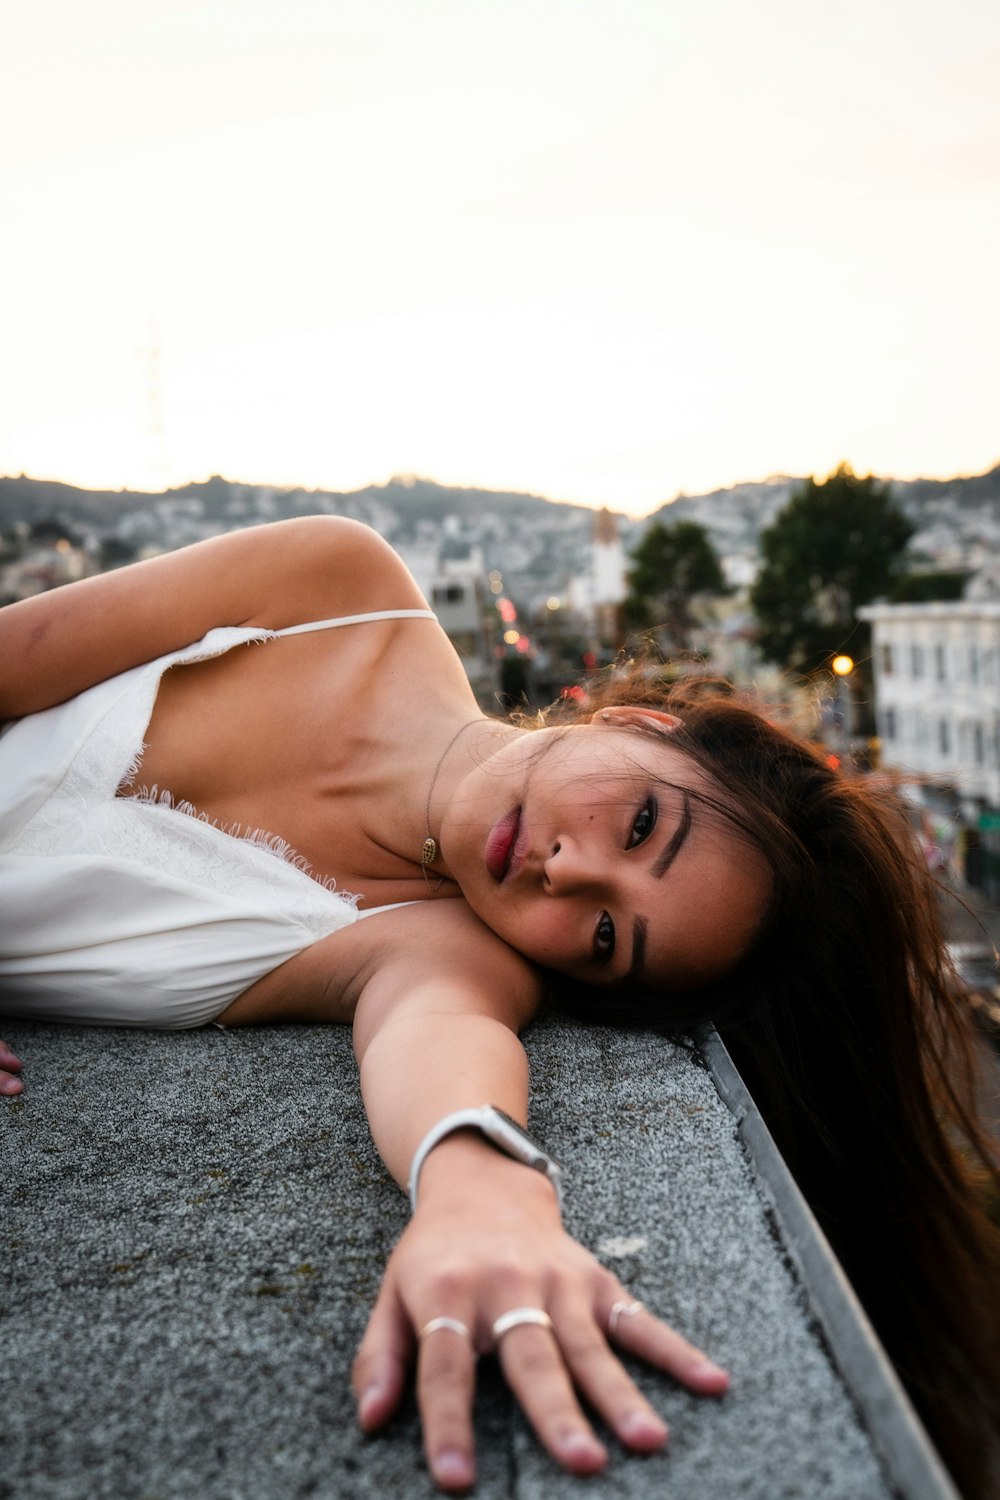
542, 839, 598, 895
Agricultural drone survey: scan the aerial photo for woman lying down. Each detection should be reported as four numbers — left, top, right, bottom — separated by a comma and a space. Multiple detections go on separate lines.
1, 518, 997, 1496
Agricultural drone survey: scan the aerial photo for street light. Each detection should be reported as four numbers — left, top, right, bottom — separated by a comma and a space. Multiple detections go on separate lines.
830, 655, 854, 754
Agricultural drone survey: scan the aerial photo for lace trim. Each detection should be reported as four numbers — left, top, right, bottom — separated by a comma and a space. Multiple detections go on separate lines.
117, 739, 147, 792
127, 783, 355, 901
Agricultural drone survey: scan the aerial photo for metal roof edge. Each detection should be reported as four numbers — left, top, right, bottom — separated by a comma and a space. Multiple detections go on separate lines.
697, 1023, 961, 1500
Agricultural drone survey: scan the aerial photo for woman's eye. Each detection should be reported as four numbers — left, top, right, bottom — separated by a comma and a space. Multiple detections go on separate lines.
594, 911, 616, 964
628, 795, 658, 849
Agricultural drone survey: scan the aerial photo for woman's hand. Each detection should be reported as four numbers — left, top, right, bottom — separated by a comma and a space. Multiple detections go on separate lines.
0, 1038, 24, 1095
352, 1138, 728, 1494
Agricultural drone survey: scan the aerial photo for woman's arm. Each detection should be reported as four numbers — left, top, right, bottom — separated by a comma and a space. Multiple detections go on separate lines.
350, 922, 728, 1494
0, 517, 425, 719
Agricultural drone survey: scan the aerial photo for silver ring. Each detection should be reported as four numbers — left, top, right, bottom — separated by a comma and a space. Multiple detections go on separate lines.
491, 1307, 553, 1343
608, 1299, 644, 1339
418, 1316, 472, 1344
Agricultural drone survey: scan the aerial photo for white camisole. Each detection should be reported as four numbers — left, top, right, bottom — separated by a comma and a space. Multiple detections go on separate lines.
0, 609, 438, 1029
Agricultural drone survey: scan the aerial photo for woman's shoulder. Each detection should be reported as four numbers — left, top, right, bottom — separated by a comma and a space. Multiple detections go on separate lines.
372, 897, 541, 977
220, 897, 544, 1034
244, 517, 431, 629
353, 899, 545, 1030
0, 518, 429, 720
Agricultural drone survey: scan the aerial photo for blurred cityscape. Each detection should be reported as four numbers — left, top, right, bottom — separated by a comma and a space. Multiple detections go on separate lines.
3, 464, 1000, 960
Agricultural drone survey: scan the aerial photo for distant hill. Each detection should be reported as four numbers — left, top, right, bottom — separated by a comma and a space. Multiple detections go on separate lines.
1, 464, 998, 587
0, 472, 601, 529
647, 466, 1000, 557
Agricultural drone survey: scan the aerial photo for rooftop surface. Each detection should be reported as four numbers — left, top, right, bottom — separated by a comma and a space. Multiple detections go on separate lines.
2, 1013, 954, 1500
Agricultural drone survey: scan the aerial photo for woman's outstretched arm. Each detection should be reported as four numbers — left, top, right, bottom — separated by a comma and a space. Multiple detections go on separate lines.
0, 516, 425, 720
349, 909, 728, 1494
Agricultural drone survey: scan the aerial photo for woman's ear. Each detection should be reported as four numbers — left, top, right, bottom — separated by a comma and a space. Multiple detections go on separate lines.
592, 706, 684, 734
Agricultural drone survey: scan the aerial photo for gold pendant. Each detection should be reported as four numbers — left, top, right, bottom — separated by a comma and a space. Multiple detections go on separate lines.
421, 836, 437, 867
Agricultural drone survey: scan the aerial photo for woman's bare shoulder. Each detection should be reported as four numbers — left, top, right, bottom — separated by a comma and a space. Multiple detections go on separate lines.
381, 899, 542, 982
245, 517, 430, 628
219, 898, 544, 1035
0, 518, 427, 719
353, 900, 545, 1034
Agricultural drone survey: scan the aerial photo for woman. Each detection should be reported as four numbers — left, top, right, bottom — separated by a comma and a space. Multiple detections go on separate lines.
1, 518, 997, 1496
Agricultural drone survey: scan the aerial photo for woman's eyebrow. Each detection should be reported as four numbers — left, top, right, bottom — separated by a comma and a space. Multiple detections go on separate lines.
625, 916, 647, 985
622, 791, 692, 985
653, 789, 692, 878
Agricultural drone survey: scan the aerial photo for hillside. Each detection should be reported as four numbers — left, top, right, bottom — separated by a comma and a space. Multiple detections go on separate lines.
1, 464, 998, 586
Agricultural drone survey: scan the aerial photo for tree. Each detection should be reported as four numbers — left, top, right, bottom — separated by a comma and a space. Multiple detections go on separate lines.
624, 520, 728, 650
750, 465, 913, 674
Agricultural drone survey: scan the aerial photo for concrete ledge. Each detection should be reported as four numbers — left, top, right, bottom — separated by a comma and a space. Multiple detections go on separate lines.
699, 1025, 958, 1500
1, 1014, 951, 1499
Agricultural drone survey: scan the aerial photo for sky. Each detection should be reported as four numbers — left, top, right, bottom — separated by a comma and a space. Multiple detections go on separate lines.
1, 0, 998, 516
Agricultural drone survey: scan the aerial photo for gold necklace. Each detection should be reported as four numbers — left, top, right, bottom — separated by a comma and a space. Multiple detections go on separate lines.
420, 720, 481, 891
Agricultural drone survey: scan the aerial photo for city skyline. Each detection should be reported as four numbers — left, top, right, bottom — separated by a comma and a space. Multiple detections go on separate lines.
2, 0, 998, 517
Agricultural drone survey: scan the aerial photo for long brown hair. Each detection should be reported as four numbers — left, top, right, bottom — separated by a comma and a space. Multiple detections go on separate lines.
544, 672, 1000, 1497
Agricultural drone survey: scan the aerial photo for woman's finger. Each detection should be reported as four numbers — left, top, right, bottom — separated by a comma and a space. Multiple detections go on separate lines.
352, 1285, 413, 1433
604, 1298, 729, 1395
415, 1316, 479, 1494
494, 1322, 607, 1475
549, 1295, 669, 1452
0, 1040, 24, 1096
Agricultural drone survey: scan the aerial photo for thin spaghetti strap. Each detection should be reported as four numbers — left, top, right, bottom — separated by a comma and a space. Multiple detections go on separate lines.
271, 609, 438, 638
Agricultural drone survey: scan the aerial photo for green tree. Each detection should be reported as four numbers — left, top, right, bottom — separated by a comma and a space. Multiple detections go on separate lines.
624, 519, 727, 649
750, 465, 913, 674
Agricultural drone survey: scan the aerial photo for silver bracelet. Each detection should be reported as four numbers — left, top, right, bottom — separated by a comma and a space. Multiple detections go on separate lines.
407, 1104, 564, 1214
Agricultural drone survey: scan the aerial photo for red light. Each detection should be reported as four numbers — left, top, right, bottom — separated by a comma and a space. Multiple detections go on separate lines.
826, 753, 841, 769
497, 598, 517, 624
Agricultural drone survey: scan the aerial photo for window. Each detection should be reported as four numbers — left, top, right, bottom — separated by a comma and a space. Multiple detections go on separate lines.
934, 643, 947, 682
910, 644, 924, 679
879, 643, 894, 675
432, 583, 465, 606
883, 707, 897, 741
974, 722, 985, 765
938, 719, 951, 755
969, 646, 980, 684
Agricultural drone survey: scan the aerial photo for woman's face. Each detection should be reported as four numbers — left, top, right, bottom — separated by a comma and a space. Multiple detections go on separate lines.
442, 712, 771, 991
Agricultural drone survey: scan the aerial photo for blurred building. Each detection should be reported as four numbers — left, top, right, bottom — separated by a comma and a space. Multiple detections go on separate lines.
393, 541, 498, 706
861, 601, 1000, 892
567, 507, 626, 648
0, 540, 92, 603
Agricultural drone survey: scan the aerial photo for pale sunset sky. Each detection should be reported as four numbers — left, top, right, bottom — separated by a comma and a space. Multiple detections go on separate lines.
1, 0, 997, 515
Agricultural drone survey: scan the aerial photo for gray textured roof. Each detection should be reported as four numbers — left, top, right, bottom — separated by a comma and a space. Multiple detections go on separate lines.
1, 1014, 954, 1500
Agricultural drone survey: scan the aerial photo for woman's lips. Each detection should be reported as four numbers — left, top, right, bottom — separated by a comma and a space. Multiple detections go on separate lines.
485, 807, 522, 882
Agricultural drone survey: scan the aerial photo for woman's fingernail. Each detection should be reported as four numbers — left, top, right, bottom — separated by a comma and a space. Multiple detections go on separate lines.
690, 1358, 728, 1381
620, 1409, 669, 1446
357, 1385, 382, 1425
432, 1448, 474, 1488
559, 1431, 606, 1471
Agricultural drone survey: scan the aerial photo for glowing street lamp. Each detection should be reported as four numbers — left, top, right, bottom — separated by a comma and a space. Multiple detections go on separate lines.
830, 655, 855, 751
